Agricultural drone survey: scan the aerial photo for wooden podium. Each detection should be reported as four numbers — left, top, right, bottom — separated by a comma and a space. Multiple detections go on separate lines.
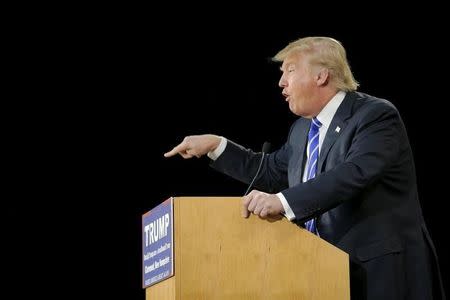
144, 197, 349, 299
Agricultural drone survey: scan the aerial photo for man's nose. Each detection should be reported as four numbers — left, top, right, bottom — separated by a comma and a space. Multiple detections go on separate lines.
278, 75, 286, 87
278, 76, 287, 88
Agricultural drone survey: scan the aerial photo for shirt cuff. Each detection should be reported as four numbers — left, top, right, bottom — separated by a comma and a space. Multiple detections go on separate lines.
207, 136, 227, 160
277, 192, 296, 221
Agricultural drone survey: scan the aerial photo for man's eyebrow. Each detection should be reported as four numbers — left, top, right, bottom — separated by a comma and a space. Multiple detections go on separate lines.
280, 63, 294, 71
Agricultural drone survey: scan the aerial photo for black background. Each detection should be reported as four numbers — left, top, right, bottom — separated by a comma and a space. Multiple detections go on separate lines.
5, 6, 448, 299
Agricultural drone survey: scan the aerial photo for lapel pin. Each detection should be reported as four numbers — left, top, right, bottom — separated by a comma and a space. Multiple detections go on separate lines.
335, 126, 341, 133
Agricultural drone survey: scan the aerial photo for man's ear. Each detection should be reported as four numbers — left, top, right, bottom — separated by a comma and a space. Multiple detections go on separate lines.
316, 68, 329, 86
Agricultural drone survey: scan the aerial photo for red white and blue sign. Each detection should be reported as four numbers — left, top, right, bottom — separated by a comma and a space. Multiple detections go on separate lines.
142, 197, 174, 288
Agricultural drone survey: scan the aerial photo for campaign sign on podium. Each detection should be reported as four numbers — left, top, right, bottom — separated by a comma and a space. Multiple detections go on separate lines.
142, 197, 174, 288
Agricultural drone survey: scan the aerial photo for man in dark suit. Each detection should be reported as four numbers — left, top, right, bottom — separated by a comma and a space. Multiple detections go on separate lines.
164, 36, 445, 299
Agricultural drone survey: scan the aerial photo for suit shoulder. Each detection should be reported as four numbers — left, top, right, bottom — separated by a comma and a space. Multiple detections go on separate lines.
352, 92, 399, 115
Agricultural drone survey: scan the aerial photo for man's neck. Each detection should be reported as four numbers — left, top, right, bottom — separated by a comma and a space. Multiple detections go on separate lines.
314, 87, 340, 116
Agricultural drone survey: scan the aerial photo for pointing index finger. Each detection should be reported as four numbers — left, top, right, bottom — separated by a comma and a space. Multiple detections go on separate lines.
164, 142, 187, 157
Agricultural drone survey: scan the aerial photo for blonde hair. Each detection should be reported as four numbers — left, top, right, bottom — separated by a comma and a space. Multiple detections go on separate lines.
273, 37, 359, 92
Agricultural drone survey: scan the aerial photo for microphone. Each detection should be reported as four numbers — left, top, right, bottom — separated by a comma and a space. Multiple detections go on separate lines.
244, 141, 271, 196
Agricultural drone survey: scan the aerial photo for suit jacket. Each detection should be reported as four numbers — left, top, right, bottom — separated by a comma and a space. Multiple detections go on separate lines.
211, 92, 445, 300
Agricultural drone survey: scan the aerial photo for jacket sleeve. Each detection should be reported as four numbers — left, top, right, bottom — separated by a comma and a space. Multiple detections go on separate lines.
209, 129, 293, 193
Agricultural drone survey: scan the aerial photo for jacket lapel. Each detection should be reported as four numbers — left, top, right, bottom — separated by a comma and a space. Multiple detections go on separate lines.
294, 119, 311, 183
317, 92, 356, 172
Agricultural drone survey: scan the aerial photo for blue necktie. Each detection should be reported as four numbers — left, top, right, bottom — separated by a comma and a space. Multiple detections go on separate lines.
305, 117, 322, 233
